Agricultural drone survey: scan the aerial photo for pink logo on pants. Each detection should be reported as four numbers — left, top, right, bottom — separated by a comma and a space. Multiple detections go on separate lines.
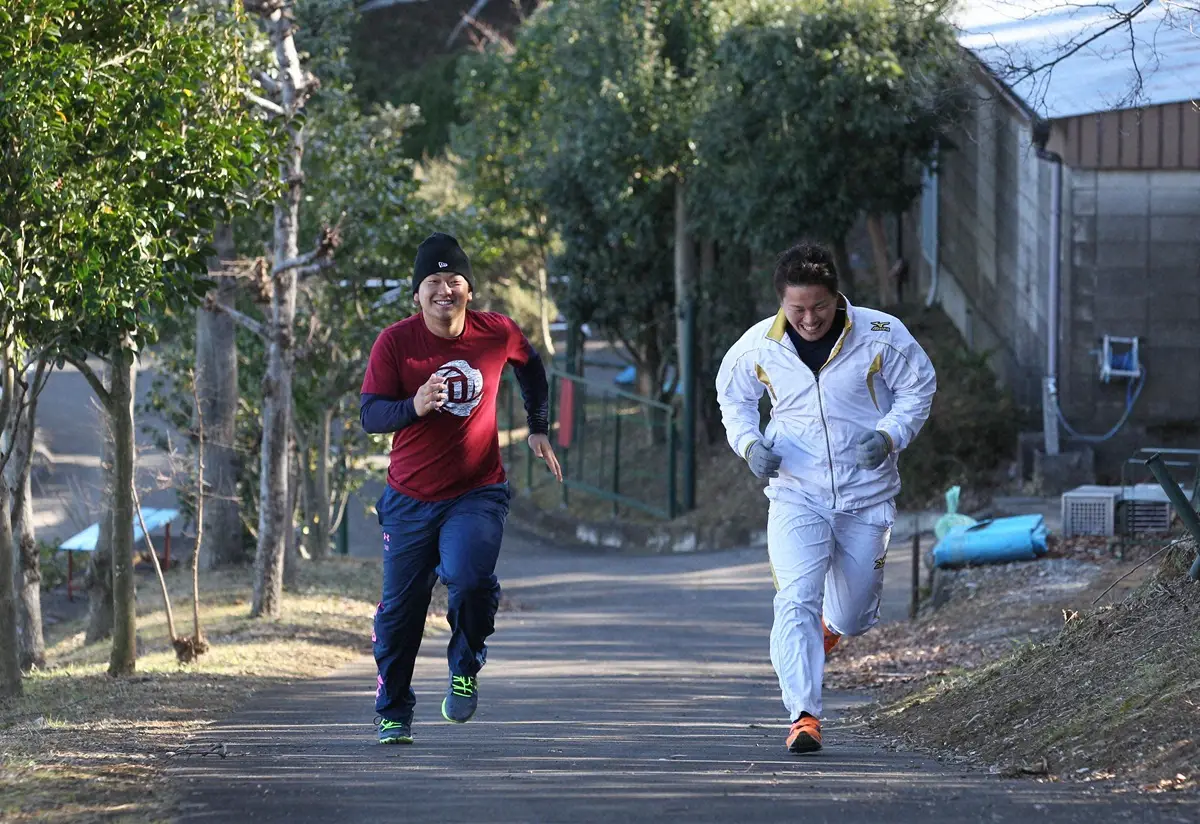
376, 673, 383, 698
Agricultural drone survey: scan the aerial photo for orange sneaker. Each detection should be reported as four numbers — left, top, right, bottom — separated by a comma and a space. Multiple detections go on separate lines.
787, 715, 822, 753
822, 618, 841, 655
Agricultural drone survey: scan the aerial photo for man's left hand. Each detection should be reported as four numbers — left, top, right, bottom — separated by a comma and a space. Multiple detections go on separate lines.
855, 430, 892, 469
528, 433, 563, 483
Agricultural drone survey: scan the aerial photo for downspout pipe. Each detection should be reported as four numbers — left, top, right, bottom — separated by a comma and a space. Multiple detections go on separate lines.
1033, 118, 1062, 457
923, 142, 940, 308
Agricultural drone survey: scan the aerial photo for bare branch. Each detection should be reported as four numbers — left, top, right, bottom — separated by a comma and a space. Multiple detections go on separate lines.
448, 0, 494, 47
243, 90, 286, 117
273, 220, 343, 276
359, 0, 433, 10
97, 47, 151, 70
188, 369, 207, 657
272, 250, 323, 277
29, 355, 52, 404
994, 0, 1158, 86
293, 260, 337, 281
135, 488, 177, 642
251, 69, 281, 96
371, 285, 409, 309
64, 355, 112, 409
204, 297, 269, 341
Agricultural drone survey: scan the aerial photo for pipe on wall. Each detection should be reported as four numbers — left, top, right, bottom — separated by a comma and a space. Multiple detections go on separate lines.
923, 142, 940, 309
1033, 118, 1063, 457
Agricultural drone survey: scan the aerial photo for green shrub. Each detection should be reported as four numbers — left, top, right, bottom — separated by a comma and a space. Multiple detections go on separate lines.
39, 541, 69, 592
893, 305, 1018, 507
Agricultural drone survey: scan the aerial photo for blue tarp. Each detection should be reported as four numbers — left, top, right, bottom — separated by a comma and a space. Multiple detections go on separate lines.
58, 508, 180, 553
932, 514, 1049, 568
613, 366, 683, 395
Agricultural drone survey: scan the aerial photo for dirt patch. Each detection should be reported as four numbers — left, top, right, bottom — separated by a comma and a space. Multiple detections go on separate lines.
0, 557, 513, 822
852, 540, 1200, 794
826, 558, 1118, 692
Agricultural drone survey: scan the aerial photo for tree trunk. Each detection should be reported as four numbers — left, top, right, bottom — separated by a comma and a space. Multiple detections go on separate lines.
108, 345, 138, 676
697, 238, 721, 445
86, 364, 115, 645
635, 328, 668, 444
308, 409, 332, 561
673, 179, 697, 510
866, 213, 894, 307
832, 234, 857, 304
251, 2, 306, 619
10, 398, 45, 670
282, 432, 301, 591
536, 264, 556, 357
0, 352, 21, 697
86, 503, 115, 644
195, 222, 243, 569
299, 434, 315, 557
0, 477, 20, 697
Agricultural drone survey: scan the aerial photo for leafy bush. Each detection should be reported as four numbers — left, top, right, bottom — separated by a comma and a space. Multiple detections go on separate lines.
39, 542, 68, 592
893, 306, 1018, 507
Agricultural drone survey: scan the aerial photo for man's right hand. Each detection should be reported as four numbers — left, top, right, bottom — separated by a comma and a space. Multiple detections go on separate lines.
745, 438, 782, 479
414, 373, 448, 416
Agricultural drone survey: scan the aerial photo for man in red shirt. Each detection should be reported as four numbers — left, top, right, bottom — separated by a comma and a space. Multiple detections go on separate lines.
361, 232, 562, 745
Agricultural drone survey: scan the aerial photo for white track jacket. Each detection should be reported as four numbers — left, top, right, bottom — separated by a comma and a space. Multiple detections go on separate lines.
716, 299, 936, 512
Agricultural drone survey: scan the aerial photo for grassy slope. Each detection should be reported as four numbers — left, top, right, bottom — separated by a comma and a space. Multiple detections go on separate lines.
868, 541, 1200, 792
0, 558, 448, 823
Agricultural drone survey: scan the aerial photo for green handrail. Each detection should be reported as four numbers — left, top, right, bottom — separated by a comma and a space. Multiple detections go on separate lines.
498, 366, 684, 520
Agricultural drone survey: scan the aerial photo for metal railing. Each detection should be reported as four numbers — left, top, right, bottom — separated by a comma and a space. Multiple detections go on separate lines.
1144, 453, 1200, 581
498, 367, 682, 519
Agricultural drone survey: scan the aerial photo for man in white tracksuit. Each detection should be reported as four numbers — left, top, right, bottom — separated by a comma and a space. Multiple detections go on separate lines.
716, 241, 936, 754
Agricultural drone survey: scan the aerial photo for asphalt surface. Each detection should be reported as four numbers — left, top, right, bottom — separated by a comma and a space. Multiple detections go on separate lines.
170, 532, 1197, 824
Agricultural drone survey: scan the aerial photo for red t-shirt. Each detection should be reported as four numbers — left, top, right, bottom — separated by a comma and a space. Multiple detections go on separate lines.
361, 310, 534, 501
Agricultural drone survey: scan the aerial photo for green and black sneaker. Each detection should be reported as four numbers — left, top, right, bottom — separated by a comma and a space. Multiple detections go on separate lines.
376, 716, 413, 745
441, 675, 479, 723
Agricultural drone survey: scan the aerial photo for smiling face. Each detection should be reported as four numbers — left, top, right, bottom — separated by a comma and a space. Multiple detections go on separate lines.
416, 272, 472, 325
781, 284, 839, 342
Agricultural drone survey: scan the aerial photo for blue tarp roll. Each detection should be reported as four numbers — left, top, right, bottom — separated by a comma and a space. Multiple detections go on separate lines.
932, 514, 1049, 568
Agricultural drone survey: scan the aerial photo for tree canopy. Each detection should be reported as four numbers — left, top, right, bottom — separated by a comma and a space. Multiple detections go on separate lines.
0, 0, 267, 360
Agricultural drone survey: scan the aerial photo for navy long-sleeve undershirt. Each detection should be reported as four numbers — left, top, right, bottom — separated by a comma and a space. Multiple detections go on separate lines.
360, 350, 550, 436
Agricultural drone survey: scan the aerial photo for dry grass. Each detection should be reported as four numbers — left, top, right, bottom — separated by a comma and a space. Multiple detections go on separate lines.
863, 541, 1200, 793
0, 557, 450, 823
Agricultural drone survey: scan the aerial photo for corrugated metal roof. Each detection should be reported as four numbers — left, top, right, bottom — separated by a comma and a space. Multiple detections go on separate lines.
955, 0, 1200, 119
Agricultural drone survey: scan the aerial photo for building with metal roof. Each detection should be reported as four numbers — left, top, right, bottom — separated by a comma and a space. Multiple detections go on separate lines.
955, 0, 1200, 119
911, 0, 1200, 490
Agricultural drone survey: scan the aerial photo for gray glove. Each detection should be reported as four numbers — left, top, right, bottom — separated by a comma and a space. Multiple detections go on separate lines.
855, 430, 892, 469
746, 438, 782, 479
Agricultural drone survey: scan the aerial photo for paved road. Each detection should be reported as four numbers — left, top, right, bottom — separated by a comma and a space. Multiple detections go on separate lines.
171, 532, 1196, 824
30, 360, 180, 547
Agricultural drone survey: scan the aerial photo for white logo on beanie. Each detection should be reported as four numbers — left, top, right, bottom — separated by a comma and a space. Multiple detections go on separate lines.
438, 261, 449, 268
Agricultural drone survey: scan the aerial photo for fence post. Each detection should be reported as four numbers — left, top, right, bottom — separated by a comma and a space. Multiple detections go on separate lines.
337, 506, 349, 556
668, 413, 678, 519
910, 530, 920, 619
612, 405, 621, 518
681, 295, 696, 513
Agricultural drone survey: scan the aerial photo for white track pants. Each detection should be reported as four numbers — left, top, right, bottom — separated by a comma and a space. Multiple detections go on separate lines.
767, 497, 895, 720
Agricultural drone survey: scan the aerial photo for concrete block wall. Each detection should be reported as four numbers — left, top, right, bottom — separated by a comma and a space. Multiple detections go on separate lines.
933, 83, 1052, 408
1061, 169, 1200, 477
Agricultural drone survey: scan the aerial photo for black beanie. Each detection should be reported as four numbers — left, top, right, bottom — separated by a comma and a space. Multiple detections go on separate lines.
412, 232, 474, 294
